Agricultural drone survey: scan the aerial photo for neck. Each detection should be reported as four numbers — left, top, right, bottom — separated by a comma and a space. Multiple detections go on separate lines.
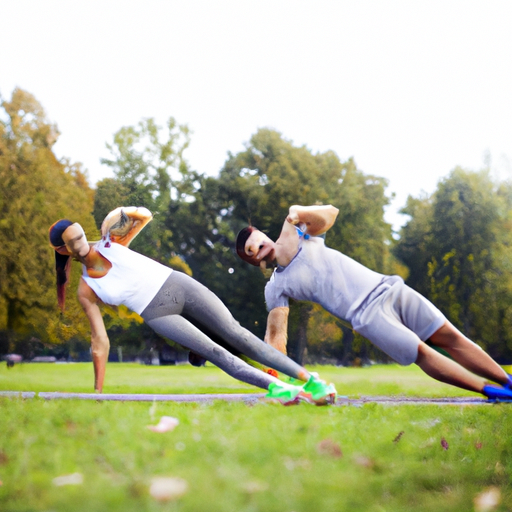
260, 258, 277, 277
74, 244, 94, 265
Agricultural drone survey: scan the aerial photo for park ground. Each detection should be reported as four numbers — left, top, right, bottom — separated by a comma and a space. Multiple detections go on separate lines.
1, 362, 511, 511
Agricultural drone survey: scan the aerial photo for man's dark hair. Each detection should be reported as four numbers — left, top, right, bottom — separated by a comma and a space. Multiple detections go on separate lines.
235, 226, 260, 266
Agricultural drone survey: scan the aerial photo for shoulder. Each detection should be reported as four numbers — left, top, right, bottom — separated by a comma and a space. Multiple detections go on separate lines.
78, 277, 100, 305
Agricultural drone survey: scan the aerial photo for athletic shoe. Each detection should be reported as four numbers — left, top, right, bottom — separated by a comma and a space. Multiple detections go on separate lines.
265, 381, 302, 405
482, 384, 512, 401
505, 374, 512, 389
299, 375, 338, 405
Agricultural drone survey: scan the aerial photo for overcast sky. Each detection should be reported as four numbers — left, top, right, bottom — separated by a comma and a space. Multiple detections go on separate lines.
1, 1, 511, 231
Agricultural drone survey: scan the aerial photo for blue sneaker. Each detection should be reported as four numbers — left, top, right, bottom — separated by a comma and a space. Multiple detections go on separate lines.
483, 384, 512, 401
505, 374, 512, 390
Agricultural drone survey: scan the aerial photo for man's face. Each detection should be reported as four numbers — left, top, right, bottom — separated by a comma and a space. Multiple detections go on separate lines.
244, 229, 276, 265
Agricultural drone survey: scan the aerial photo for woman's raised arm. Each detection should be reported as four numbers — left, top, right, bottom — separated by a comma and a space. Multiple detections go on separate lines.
101, 206, 153, 246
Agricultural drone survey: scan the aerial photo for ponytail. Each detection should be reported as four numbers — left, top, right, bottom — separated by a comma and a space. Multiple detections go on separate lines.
49, 219, 74, 312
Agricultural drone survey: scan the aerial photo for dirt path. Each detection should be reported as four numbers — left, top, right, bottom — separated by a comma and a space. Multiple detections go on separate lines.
0, 391, 497, 405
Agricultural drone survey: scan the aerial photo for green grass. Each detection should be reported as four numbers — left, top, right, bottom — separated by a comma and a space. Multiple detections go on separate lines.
1, 363, 512, 511
0, 361, 495, 396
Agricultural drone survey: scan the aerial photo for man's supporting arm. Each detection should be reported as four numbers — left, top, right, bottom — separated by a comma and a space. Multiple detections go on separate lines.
264, 307, 290, 354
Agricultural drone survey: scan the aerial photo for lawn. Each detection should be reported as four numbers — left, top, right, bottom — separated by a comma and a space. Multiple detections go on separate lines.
1, 363, 511, 511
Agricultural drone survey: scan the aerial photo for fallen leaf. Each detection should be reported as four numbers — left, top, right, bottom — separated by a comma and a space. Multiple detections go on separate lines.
244, 480, 269, 493
283, 457, 312, 471
316, 439, 342, 458
149, 477, 188, 501
474, 486, 501, 512
353, 455, 375, 469
393, 431, 404, 443
494, 461, 505, 475
441, 438, 449, 450
52, 473, 83, 486
147, 416, 179, 433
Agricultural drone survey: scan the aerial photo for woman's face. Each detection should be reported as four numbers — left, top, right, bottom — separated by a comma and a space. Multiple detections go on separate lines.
62, 223, 89, 258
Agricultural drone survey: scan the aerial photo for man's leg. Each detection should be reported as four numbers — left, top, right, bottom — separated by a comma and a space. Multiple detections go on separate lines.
428, 321, 508, 386
415, 341, 485, 392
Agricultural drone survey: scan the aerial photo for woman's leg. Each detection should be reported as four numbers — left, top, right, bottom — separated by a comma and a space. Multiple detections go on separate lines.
169, 272, 310, 382
146, 315, 278, 390
428, 320, 508, 385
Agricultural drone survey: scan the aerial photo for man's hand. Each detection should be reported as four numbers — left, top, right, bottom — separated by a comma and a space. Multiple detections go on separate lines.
286, 206, 300, 225
285, 204, 339, 236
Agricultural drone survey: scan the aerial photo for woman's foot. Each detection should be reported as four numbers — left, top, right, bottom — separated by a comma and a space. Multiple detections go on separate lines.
299, 374, 337, 405
266, 377, 338, 406
265, 381, 302, 405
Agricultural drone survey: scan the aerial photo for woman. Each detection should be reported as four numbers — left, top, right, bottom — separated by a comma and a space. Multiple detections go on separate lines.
49, 206, 336, 404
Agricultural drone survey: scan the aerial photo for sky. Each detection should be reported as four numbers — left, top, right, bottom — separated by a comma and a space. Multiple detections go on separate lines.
1, 1, 512, 231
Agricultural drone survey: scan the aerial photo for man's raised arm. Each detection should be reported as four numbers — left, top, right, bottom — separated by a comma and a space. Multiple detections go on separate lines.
286, 205, 339, 236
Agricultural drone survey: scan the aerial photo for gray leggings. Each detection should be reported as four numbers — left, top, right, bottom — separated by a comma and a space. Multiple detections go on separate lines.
141, 271, 306, 389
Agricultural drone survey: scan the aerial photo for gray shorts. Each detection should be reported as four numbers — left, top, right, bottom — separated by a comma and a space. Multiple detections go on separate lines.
352, 279, 446, 365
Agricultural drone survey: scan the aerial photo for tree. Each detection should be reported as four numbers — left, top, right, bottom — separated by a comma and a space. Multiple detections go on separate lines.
395, 167, 512, 361
0, 88, 96, 353
92, 117, 195, 357
168, 128, 395, 364
98, 117, 192, 263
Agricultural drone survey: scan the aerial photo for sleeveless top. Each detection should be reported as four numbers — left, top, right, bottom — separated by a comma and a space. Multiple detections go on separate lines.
264, 229, 400, 323
82, 236, 172, 314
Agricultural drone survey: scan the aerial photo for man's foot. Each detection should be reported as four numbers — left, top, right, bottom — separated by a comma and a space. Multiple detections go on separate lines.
483, 384, 512, 401
505, 374, 512, 390
299, 374, 337, 405
265, 381, 302, 405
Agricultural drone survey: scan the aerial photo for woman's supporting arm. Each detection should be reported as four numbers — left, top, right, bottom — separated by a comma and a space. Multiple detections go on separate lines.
78, 278, 110, 392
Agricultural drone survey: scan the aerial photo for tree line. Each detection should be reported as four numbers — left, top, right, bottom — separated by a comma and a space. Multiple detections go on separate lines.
2, 87, 512, 365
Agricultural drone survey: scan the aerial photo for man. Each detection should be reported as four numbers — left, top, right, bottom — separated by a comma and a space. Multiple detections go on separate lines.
236, 204, 512, 400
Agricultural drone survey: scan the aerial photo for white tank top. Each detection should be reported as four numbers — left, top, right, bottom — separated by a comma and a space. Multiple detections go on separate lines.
82, 237, 172, 315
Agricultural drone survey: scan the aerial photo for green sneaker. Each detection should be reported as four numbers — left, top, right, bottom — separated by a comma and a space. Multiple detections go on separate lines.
265, 381, 302, 405
300, 375, 337, 405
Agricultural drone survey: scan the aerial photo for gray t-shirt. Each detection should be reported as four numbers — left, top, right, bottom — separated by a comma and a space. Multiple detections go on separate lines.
264, 235, 395, 323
